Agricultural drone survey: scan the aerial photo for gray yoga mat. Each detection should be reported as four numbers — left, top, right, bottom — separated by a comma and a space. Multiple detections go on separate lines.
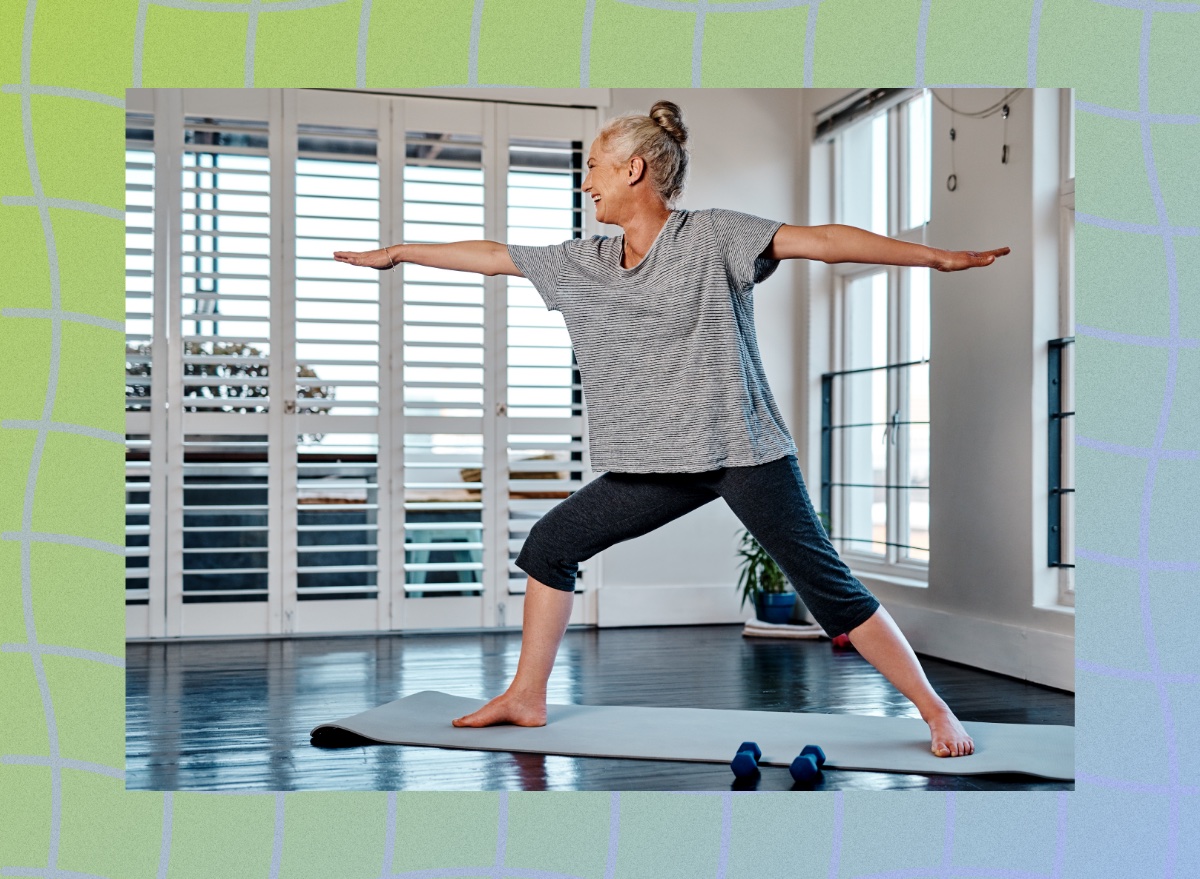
311, 690, 1074, 780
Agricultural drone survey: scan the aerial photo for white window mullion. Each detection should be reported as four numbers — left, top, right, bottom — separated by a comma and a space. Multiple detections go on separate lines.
886, 105, 901, 565
163, 88, 186, 638
483, 102, 507, 628
264, 88, 287, 636
580, 106, 601, 624
834, 274, 848, 550
388, 98, 407, 629
277, 89, 299, 635
375, 95, 397, 633
884, 265, 897, 565
893, 264, 910, 566
897, 99, 910, 238
135, 91, 169, 638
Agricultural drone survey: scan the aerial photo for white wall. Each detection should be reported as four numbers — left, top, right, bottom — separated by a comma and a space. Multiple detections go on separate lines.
591, 90, 807, 628
797, 89, 1074, 690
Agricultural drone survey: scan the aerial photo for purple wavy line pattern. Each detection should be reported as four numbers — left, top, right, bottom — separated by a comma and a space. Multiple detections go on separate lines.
1125, 9, 1187, 877
2, 0, 1198, 877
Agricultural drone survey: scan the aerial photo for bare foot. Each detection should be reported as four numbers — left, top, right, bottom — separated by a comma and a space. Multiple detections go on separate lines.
924, 705, 975, 757
451, 689, 547, 728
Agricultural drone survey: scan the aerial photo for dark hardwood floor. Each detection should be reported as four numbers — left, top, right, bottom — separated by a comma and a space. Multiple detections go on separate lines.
126, 624, 1074, 792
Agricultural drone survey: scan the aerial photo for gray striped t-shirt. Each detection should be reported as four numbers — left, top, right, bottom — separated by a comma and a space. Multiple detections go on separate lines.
507, 207, 798, 474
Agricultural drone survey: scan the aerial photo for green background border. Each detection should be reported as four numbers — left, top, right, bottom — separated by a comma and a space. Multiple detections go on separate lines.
2, 1, 1198, 876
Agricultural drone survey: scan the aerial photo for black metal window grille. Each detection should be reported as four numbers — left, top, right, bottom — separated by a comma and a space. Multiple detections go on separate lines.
1049, 337, 1075, 568
820, 359, 930, 556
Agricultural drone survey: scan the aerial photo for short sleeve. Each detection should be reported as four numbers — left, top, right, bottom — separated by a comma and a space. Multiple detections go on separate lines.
507, 241, 569, 311
707, 208, 786, 290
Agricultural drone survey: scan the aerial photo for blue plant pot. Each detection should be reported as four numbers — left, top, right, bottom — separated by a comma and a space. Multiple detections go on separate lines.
755, 591, 797, 625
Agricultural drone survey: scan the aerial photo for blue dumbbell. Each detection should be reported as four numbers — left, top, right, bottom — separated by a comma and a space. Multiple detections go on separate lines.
789, 744, 827, 783
731, 741, 762, 778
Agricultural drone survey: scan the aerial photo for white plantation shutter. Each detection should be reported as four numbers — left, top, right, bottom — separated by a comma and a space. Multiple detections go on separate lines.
125, 113, 155, 412
296, 433, 380, 601
292, 111, 384, 611
180, 114, 273, 410
125, 112, 155, 612
124, 434, 151, 605
166, 90, 277, 637
181, 433, 270, 604
400, 125, 488, 598
294, 121, 381, 417
504, 134, 590, 594
126, 90, 602, 638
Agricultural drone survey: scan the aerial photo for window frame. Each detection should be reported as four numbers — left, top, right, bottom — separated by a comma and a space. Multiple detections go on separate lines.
827, 89, 932, 584
1057, 88, 1076, 608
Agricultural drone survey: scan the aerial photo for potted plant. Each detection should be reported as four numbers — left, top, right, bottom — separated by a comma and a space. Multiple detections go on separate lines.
735, 529, 797, 624
735, 512, 831, 625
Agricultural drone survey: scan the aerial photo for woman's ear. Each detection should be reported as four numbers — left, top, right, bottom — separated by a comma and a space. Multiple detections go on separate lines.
627, 155, 645, 184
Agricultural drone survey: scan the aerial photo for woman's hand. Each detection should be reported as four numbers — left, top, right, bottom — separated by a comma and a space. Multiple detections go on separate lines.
933, 247, 1010, 272
332, 247, 395, 270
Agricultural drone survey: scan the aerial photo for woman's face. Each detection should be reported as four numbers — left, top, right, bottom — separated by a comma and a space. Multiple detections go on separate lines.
582, 137, 625, 225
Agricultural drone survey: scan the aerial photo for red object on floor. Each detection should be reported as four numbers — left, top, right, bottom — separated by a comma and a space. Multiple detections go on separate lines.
831, 634, 852, 649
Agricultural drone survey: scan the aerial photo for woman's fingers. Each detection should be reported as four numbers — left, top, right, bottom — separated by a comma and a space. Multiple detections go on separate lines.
333, 251, 369, 267
333, 249, 391, 269
940, 246, 1011, 271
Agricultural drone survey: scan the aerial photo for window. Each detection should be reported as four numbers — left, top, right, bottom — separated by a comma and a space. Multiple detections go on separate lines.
1056, 89, 1075, 605
828, 90, 932, 573
125, 89, 601, 639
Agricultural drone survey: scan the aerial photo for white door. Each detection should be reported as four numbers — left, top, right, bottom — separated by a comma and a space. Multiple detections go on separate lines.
125, 89, 601, 639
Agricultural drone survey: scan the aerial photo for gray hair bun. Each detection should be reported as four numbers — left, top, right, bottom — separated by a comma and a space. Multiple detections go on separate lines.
649, 100, 688, 146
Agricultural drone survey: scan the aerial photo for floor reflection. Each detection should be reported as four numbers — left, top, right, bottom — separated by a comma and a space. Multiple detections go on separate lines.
126, 624, 1074, 792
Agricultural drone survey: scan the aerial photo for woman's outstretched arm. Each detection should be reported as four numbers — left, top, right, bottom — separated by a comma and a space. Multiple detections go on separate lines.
764, 223, 1010, 272
333, 240, 523, 277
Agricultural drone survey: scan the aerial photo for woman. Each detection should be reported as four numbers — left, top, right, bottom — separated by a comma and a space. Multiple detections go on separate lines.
334, 101, 1008, 759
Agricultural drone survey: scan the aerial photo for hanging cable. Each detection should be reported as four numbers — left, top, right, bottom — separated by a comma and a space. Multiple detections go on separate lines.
930, 87, 1023, 118
1001, 102, 1010, 164
947, 89, 957, 191
934, 88, 1025, 187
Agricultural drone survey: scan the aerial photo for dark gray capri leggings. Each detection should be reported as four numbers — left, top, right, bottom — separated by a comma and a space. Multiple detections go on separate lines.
515, 453, 881, 639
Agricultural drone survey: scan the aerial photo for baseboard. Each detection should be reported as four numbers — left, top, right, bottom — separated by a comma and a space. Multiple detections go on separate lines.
596, 584, 1075, 693
876, 601, 1075, 692
598, 583, 753, 628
